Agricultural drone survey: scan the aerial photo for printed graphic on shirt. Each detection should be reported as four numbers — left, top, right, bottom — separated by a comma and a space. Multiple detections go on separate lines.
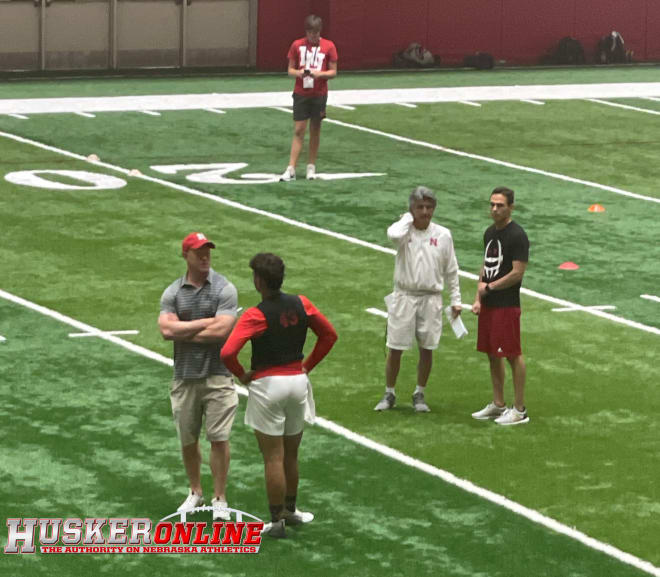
483, 239, 504, 280
298, 46, 326, 71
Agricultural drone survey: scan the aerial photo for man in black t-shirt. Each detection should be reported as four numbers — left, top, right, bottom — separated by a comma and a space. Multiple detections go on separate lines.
471, 187, 530, 426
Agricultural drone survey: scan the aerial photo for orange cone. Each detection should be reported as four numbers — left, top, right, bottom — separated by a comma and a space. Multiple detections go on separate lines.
588, 204, 605, 212
558, 262, 580, 270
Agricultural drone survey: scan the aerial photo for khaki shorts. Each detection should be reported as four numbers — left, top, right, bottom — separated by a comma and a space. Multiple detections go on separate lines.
386, 291, 443, 350
170, 374, 238, 446
245, 374, 311, 436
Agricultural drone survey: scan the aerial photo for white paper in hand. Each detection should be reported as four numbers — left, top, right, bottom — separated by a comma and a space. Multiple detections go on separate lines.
445, 306, 468, 339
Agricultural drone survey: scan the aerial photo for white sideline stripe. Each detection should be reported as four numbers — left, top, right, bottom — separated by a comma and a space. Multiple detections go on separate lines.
459, 100, 481, 107
1, 127, 659, 337
366, 307, 388, 318
74, 112, 96, 118
206, 108, 226, 114
521, 99, 545, 105
395, 102, 417, 108
8, 114, 28, 120
141, 110, 161, 116
587, 98, 660, 116
4, 83, 660, 115
641, 294, 660, 303
552, 305, 616, 312
320, 115, 660, 205
316, 415, 660, 577
1, 286, 658, 577
69, 330, 140, 338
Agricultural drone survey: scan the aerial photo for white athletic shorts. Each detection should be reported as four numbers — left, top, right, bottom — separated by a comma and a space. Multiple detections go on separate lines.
386, 291, 443, 350
245, 373, 314, 436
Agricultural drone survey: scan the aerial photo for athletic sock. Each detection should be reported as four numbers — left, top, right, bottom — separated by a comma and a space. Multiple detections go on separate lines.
414, 385, 425, 394
386, 387, 395, 395
285, 495, 297, 513
269, 504, 284, 522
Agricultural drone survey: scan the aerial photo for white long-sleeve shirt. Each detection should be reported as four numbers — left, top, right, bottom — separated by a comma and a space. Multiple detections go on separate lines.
387, 212, 461, 306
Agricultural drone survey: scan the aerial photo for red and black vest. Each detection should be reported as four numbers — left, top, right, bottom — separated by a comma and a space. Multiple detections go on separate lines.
251, 293, 308, 370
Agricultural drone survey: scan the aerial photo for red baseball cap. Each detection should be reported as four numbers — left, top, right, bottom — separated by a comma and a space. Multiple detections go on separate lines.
182, 232, 216, 252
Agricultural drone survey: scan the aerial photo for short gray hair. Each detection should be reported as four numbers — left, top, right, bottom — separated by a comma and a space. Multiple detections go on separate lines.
408, 186, 437, 209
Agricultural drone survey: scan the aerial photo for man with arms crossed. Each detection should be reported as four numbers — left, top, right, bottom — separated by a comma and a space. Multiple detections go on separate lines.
159, 232, 239, 519
471, 187, 530, 425
280, 14, 338, 182
374, 186, 462, 413
221, 253, 337, 538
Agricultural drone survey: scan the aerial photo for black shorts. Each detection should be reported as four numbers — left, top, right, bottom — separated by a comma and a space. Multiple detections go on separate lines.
292, 93, 328, 121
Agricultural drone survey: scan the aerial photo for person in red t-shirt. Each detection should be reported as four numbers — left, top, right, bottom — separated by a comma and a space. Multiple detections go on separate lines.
220, 252, 337, 538
279, 14, 338, 182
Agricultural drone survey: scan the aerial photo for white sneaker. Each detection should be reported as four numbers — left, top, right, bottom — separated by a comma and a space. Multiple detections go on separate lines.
177, 490, 204, 512
212, 497, 230, 521
374, 392, 396, 411
306, 164, 316, 180
279, 167, 296, 182
261, 518, 286, 538
495, 406, 530, 426
471, 402, 507, 420
282, 508, 314, 525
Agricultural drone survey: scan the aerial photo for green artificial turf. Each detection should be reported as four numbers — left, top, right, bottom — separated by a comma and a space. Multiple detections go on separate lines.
1, 69, 659, 574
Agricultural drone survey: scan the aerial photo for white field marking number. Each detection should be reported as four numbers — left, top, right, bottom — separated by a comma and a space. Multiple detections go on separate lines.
150, 163, 385, 184
4, 170, 126, 190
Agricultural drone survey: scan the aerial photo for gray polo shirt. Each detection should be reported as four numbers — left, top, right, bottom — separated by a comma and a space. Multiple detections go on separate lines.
160, 268, 237, 380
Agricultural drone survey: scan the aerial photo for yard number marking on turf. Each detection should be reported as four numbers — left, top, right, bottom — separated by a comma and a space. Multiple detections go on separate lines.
1, 287, 659, 577
1, 126, 658, 337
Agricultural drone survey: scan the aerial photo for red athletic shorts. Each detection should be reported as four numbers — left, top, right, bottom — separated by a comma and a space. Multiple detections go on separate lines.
477, 305, 522, 357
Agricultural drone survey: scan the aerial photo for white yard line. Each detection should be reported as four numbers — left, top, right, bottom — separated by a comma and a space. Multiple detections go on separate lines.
521, 99, 545, 105
74, 112, 96, 118
330, 104, 356, 111
366, 307, 388, 318
587, 98, 660, 116
141, 110, 161, 116
394, 102, 417, 108
0, 127, 658, 337
321, 115, 660, 205
0, 286, 657, 576
68, 329, 139, 338
0, 335, 6, 342
552, 305, 616, 312
7, 114, 28, 120
205, 108, 226, 114
459, 100, 481, 107
641, 294, 660, 303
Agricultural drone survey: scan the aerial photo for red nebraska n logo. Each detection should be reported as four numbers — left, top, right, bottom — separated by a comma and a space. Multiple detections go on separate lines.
430, 238, 438, 246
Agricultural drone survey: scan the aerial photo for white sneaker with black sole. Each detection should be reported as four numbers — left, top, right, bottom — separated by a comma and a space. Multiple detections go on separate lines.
495, 406, 530, 426
306, 164, 316, 180
279, 167, 296, 182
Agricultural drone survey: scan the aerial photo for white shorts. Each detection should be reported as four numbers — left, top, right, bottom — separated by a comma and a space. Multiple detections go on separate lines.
245, 373, 314, 436
386, 291, 443, 350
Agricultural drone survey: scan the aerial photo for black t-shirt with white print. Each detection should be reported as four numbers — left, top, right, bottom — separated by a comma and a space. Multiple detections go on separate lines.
480, 220, 529, 308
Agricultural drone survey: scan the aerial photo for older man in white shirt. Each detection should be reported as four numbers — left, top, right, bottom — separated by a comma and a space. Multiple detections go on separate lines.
374, 186, 462, 413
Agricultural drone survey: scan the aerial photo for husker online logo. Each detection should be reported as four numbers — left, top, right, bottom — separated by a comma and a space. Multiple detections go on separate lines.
5, 508, 265, 555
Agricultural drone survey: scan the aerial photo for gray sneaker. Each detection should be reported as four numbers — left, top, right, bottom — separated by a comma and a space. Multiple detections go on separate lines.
471, 402, 507, 420
261, 518, 286, 538
374, 392, 396, 411
412, 391, 430, 412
